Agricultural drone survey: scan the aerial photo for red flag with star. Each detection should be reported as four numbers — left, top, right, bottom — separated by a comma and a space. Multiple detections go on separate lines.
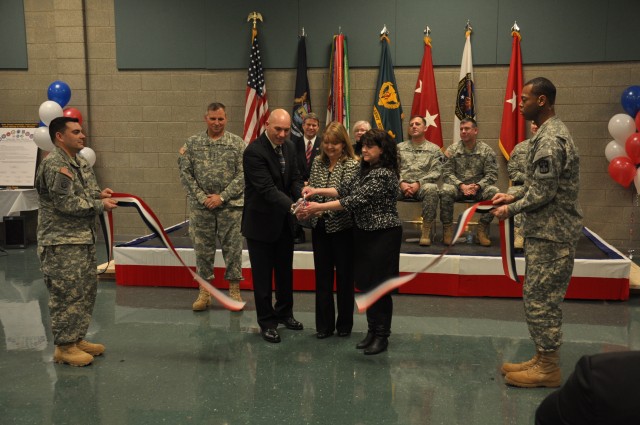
411, 34, 443, 147
498, 29, 525, 160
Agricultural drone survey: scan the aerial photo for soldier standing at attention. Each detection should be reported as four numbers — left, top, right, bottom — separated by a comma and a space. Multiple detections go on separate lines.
397, 115, 444, 246
178, 102, 246, 310
492, 77, 583, 388
36, 116, 118, 366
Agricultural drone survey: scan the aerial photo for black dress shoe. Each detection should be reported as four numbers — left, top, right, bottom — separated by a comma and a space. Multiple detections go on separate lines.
337, 331, 351, 337
316, 331, 333, 339
278, 317, 304, 330
261, 328, 281, 343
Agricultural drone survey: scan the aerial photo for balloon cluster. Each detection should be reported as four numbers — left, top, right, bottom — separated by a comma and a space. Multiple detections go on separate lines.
34, 81, 95, 166
605, 85, 640, 190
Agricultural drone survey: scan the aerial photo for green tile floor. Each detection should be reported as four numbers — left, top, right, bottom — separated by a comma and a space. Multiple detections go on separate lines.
1, 244, 639, 425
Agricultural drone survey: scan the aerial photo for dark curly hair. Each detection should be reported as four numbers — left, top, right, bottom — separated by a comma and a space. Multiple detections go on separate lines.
359, 128, 400, 178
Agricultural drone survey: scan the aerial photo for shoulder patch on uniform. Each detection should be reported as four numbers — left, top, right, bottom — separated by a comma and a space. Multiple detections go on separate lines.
53, 169, 73, 195
537, 159, 550, 174
179, 146, 187, 155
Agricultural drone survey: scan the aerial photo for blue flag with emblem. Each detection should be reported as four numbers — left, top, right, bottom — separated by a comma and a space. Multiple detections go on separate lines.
372, 30, 403, 143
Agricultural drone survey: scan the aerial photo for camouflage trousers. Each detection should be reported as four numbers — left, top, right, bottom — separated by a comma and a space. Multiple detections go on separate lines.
38, 244, 97, 346
523, 237, 576, 352
439, 183, 499, 225
189, 206, 243, 282
397, 183, 439, 222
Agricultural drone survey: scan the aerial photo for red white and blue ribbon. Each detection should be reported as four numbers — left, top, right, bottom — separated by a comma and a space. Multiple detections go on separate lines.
99, 193, 245, 311
354, 200, 520, 312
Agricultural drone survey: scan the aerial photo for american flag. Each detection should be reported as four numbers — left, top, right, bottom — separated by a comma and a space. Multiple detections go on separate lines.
243, 31, 270, 143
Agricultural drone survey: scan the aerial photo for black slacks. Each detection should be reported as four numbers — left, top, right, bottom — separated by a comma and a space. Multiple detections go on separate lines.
311, 219, 355, 334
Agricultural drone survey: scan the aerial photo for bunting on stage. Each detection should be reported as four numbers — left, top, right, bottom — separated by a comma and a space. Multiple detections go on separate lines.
372, 30, 403, 143
355, 201, 520, 312
326, 34, 350, 130
498, 25, 525, 160
291, 35, 312, 138
100, 193, 246, 311
453, 23, 475, 145
243, 22, 270, 143
411, 31, 443, 148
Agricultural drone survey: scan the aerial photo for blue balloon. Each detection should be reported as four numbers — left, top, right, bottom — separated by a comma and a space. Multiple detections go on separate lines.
38, 121, 46, 127
47, 80, 71, 108
621, 85, 640, 117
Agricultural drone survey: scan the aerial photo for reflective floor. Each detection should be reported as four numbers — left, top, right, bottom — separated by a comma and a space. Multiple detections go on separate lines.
1, 245, 640, 425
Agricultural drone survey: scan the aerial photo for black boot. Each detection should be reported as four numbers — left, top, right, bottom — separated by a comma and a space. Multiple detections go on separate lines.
364, 336, 388, 355
356, 331, 375, 349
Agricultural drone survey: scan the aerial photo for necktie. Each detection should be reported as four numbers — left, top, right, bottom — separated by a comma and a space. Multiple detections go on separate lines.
275, 145, 285, 174
305, 140, 313, 165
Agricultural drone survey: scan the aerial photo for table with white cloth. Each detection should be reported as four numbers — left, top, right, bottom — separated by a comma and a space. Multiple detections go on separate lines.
0, 189, 39, 222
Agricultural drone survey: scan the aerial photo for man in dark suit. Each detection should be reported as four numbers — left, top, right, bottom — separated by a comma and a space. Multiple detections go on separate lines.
291, 112, 322, 243
535, 350, 640, 424
242, 109, 305, 343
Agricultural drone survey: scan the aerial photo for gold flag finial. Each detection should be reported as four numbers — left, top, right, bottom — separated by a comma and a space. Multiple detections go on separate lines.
465, 19, 472, 37
511, 21, 520, 33
423, 25, 432, 46
247, 12, 263, 42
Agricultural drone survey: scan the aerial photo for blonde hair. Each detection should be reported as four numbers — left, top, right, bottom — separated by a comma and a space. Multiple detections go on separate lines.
320, 121, 357, 163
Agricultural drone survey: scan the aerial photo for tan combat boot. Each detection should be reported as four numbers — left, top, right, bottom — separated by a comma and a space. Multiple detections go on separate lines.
442, 223, 454, 245
477, 222, 491, 247
76, 339, 105, 356
514, 227, 524, 250
192, 286, 211, 311
54, 344, 94, 367
504, 350, 561, 388
501, 352, 540, 375
419, 221, 433, 246
228, 280, 244, 307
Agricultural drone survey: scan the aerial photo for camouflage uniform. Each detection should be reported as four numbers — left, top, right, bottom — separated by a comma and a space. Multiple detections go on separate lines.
507, 139, 530, 229
35, 147, 104, 346
397, 140, 443, 222
507, 117, 583, 352
440, 140, 499, 225
178, 130, 245, 282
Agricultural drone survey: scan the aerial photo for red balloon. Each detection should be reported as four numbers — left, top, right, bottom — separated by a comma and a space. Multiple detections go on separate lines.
625, 133, 640, 164
63, 107, 83, 125
608, 156, 637, 187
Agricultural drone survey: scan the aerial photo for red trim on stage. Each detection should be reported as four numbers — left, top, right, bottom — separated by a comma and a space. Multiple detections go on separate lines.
115, 265, 629, 301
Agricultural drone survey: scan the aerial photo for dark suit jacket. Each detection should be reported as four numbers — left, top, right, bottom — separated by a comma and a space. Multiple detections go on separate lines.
242, 133, 304, 243
292, 135, 322, 181
536, 351, 640, 425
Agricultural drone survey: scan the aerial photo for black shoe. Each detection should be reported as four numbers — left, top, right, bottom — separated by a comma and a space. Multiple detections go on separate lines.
337, 331, 351, 337
356, 331, 375, 349
261, 328, 281, 343
364, 336, 388, 355
316, 331, 333, 339
278, 317, 304, 330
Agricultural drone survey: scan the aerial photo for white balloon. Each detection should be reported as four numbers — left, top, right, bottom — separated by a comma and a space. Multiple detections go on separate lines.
33, 127, 55, 151
634, 169, 640, 193
38, 100, 63, 127
605, 140, 628, 162
79, 147, 96, 167
608, 113, 636, 143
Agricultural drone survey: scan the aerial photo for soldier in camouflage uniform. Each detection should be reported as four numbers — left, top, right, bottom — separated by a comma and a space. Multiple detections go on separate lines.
507, 122, 538, 249
178, 102, 246, 310
492, 77, 583, 388
397, 116, 444, 246
440, 118, 499, 246
36, 117, 118, 367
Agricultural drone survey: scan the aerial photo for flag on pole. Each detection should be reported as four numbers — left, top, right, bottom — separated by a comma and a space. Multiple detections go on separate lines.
243, 16, 270, 143
326, 34, 350, 130
291, 35, 312, 138
372, 29, 403, 143
411, 29, 443, 147
453, 22, 475, 144
498, 24, 525, 160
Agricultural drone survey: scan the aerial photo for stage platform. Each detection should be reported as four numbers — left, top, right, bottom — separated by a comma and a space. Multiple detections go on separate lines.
113, 222, 631, 300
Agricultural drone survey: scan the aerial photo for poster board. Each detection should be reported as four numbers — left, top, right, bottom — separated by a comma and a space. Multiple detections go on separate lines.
0, 123, 39, 187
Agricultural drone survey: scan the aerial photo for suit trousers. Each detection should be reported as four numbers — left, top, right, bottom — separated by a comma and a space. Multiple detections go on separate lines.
246, 218, 295, 330
311, 219, 355, 334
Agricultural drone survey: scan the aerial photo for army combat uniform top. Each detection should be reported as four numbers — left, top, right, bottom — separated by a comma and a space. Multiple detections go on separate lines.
397, 140, 443, 222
